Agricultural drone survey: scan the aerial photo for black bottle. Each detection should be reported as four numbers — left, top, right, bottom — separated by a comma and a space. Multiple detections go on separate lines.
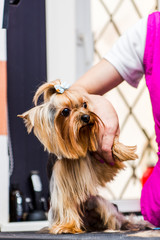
10, 184, 24, 222
25, 171, 47, 221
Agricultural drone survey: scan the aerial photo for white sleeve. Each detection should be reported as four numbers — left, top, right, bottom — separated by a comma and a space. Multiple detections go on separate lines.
104, 16, 147, 88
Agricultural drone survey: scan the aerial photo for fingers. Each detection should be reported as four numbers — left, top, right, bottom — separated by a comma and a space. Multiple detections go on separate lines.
101, 125, 120, 164
84, 93, 120, 164
94, 121, 120, 164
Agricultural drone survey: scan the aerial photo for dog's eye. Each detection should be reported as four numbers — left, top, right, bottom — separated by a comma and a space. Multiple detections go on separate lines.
83, 102, 87, 108
61, 108, 70, 117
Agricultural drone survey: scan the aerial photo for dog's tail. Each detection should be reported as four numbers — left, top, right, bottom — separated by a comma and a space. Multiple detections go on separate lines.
112, 136, 138, 161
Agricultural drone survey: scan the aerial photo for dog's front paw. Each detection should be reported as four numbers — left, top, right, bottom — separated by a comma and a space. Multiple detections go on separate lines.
49, 223, 84, 234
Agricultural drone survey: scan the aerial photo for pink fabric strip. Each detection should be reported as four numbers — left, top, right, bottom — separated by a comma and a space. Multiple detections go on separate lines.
141, 12, 160, 227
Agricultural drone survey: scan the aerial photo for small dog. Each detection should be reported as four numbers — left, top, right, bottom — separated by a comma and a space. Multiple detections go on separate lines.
18, 80, 146, 234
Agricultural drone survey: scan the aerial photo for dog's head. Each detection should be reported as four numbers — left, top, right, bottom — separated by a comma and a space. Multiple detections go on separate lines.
18, 80, 100, 159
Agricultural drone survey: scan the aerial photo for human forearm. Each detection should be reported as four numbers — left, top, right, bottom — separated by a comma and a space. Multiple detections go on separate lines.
72, 59, 123, 95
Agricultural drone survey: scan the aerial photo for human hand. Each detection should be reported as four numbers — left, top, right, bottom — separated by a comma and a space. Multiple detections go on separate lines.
87, 94, 120, 164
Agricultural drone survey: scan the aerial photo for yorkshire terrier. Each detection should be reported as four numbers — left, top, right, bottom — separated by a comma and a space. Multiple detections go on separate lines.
18, 80, 147, 234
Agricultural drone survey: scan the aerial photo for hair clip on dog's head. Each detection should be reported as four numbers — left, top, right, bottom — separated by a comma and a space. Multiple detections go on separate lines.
54, 83, 68, 94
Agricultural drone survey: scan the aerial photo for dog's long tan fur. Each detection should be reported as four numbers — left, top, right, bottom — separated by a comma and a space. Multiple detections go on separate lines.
18, 80, 148, 234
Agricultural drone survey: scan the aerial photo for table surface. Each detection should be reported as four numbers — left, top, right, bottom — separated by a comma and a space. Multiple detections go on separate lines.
0, 230, 160, 240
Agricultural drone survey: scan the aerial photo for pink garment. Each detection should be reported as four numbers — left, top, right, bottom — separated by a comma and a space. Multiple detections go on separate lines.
141, 12, 160, 226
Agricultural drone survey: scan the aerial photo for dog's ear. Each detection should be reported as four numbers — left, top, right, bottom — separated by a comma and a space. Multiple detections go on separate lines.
33, 79, 61, 105
17, 107, 37, 133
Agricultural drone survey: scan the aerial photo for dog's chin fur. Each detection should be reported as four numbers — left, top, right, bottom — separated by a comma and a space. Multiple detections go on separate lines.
18, 80, 149, 234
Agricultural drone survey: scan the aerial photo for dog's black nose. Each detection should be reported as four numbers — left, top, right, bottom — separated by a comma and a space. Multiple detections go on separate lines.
81, 114, 90, 123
